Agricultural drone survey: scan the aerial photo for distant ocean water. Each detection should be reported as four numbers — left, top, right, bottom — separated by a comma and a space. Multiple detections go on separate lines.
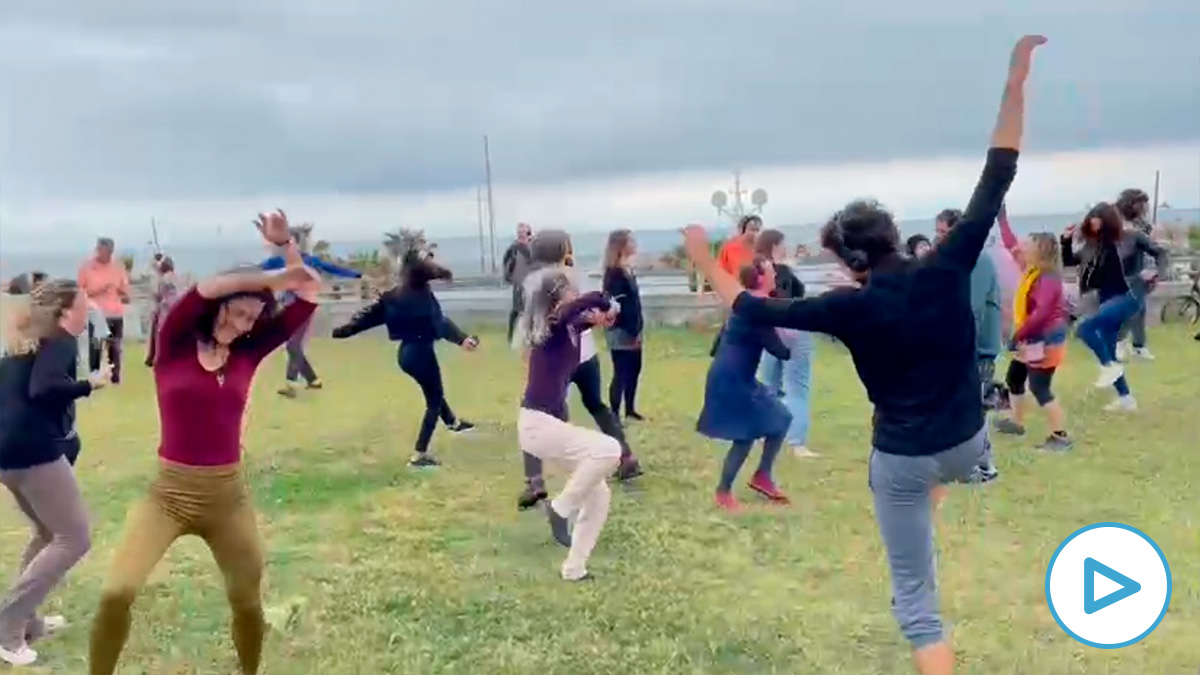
3, 208, 1195, 280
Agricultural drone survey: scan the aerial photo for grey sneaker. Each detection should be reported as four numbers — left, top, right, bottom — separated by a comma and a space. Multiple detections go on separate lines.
1039, 434, 1073, 452
993, 418, 1026, 435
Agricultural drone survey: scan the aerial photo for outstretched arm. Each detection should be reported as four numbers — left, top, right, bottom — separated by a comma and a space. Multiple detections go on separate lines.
332, 297, 386, 339
935, 36, 1045, 273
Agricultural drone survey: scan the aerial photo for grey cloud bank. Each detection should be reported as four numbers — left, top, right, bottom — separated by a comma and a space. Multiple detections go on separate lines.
1, 0, 1198, 205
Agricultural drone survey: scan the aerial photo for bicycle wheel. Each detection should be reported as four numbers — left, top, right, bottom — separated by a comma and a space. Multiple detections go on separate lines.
1159, 295, 1200, 325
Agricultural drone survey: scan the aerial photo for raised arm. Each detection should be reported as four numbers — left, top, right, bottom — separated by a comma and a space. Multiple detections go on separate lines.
29, 336, 93, 404
304, 254, 362, 279
1060, 230, 1082, 267
997, 203, 1026, 269
934, 36, 1045, 273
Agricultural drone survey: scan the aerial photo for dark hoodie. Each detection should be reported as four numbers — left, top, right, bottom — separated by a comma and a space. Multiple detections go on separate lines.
332, 252, 468, 345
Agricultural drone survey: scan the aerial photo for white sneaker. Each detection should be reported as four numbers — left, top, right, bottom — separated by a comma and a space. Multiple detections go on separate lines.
1115, 341, 1131, 361
791, 445, 821, 458
0, 643, 38, 666
1093, 363, 1124, 389
1132, 347, 1155, 360
1103, 396, 1138, 413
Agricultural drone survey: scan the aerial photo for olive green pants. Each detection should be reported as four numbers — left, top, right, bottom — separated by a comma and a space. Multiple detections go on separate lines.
89, 461, 265, 675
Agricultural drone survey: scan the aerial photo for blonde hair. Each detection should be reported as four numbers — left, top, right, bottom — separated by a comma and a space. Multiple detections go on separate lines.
1027, 232, 1061, 274
2, 279, 80, 356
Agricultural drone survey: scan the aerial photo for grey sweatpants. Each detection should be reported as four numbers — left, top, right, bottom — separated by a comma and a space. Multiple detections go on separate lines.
868, 426, 987, 649
0, 457, 92, 649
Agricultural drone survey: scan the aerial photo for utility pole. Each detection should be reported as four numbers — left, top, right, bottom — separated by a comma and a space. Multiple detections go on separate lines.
710, 170, 768, 224
476, 186, 487, 274
1151, 170, 1161, 225
483, 135, 498, 276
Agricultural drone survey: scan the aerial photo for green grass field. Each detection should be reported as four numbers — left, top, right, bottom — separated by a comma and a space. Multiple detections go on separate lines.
2, 326, 1197, 674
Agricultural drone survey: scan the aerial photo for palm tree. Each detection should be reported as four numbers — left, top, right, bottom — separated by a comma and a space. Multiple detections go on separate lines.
382, 228, 427, 261
312, 239, 332, 260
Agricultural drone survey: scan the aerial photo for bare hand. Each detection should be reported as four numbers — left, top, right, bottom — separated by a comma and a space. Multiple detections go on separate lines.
1008, 35, 1047, 83
462, 336, 480, 351
680, 224, 711, 262
255, 209, 291, 246
89, 364, 112, 389
580, 309, 605, 326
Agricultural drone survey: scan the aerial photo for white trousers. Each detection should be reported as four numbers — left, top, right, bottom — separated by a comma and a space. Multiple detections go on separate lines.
517, 408, 621, 580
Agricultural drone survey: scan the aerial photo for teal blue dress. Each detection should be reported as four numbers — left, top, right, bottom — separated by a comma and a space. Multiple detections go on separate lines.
696, 315, 793, 441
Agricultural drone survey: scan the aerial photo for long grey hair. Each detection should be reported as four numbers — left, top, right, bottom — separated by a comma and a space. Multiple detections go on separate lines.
512, 228, 578, 350
513, 265, 577, 349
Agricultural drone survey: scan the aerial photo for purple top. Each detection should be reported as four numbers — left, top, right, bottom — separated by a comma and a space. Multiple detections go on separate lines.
521, 291, 611, 420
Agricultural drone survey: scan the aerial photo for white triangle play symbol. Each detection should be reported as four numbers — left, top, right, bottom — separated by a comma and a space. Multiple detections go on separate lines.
1093, 572, 1121, 599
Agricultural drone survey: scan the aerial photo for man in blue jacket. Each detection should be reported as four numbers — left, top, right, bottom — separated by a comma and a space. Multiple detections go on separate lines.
937, 208, 1002, 483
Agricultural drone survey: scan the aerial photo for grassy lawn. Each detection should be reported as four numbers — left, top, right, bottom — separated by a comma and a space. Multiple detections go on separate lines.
2, 326, 1198, 674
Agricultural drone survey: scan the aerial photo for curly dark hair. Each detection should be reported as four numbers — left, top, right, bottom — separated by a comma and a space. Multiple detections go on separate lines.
819, 199, 901, 273
1081, 202, 1124, 243
1115, 188, 1149, 221
905, 234, 932, 257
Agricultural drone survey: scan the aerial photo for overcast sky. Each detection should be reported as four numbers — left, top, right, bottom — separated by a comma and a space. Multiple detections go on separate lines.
1, 1, 1198, 247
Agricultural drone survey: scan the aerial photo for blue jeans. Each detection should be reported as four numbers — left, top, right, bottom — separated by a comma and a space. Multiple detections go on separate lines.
1075, 293, 1139, 397
757, 329, 813, 446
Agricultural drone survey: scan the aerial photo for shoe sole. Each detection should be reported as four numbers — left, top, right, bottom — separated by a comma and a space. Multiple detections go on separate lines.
748, 484, 790, 503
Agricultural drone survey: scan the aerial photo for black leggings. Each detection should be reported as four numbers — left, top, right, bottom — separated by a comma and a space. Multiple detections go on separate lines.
608, 349, 643, 416
1004, 359, 1057, 406
398, 341, 457, 454
522, 356, 631, 483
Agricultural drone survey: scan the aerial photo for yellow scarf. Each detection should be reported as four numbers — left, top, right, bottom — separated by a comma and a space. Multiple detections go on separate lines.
1012, 268, 1041, 330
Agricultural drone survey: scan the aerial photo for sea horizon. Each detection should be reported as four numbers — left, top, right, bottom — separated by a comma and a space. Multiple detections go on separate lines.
3, 207, 1196, 280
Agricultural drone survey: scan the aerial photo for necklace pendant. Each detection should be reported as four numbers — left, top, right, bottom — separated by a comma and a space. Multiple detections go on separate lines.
216, 372, 225, 387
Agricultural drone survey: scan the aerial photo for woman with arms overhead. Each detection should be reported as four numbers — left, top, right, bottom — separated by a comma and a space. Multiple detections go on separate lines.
89, 211, 321, 675
680, 36, 1045, 675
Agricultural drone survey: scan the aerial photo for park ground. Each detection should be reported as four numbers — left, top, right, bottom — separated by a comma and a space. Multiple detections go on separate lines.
1, 326, 1198, 674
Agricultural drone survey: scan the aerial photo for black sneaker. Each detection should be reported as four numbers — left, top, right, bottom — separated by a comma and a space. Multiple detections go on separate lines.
625, 412, 646, 422
517, 485, 548, 510
448, 420, 475, 434
1039, 434, 1074, 452
277, 384, 298, 399
613, 457, 644, 482
546, 503, 572, 547
409, 454, 440, 468
993, 418, 1026, 435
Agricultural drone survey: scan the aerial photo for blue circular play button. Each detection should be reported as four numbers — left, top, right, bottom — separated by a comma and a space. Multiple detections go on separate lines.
1044, 522, 1172, 649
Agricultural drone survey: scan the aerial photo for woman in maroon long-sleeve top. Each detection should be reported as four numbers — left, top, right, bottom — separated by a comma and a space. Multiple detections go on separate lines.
89, 211, 320, 675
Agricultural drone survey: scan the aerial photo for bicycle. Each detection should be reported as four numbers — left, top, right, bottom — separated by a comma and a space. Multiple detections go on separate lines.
1159, 271, 1200, 325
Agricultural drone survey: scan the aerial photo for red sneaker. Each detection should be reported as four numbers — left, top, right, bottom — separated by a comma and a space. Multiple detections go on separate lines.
748, 473, 790, 504
714, 491, 741, 512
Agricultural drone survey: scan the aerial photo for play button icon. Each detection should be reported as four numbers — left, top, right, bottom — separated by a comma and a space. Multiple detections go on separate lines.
1083, 557, 1141, 614
1046, 523, 1172, 649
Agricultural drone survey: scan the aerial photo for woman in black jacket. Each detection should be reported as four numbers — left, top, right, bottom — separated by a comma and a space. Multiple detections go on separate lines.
601, 229, 646, 421
0, 279, 107, 667
332, 251, 477, 466
1061, 202, 1139, 410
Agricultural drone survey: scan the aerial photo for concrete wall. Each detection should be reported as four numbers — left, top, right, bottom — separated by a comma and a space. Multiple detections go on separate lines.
5, 281, 1189, 349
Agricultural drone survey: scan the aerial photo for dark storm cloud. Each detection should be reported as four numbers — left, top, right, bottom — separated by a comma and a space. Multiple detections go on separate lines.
1, 0, 1198, 202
